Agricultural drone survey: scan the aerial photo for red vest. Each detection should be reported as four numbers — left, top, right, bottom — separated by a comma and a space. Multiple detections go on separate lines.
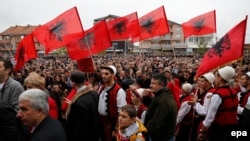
201, 87, 216, 105
180, 94, 194, 124
213, 86, 238, 126
99, 83, 121, 119
239, 90, 250, 107
125, 89, 132, 105
137, 104, 147, 119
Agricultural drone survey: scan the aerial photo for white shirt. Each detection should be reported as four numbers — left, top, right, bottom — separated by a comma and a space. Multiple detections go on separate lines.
0, 83, 4, 90
195, 92, 213, 116
118, 122, 144, 141
203, 94, 222, 128
140, 111, 146, 124
120, 122, 139, 138
177, 101, 191, 124
98, 86, 127, 116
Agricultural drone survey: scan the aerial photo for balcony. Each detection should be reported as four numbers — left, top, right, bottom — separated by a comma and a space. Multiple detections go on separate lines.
162, 44, 187, 49
144, 35, 172, 41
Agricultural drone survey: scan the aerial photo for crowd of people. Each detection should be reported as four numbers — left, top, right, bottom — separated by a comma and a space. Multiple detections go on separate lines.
0, 53, 250, 141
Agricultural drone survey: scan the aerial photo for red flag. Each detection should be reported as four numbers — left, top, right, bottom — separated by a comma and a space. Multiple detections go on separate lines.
77, 58, 95, 72
106, 12, 140, 40
182, 10, 216, 38
132, 6, 170, 42
66, 21, 111, 60
32, 7, 84, 54
14, 34, 37, 71
195, 16, 248, 78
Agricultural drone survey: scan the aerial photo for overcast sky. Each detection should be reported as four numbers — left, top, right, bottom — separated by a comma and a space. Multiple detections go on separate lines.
0, 0, 249, 42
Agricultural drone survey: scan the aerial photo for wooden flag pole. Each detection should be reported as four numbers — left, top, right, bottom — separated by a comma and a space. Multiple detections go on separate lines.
238, 57, 244, 80
75, 6, 96, 72
82, 36, 97, 73
170, 32, 176, 61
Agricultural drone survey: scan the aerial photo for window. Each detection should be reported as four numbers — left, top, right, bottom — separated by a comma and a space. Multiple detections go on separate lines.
175, 27, 181, 32
189, 37, 194, 42
175, 34, 181, 38
175, 41, 181, 44
164, 34, 171, 39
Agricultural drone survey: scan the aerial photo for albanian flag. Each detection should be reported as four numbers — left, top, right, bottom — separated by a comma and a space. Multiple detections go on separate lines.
14, 34, 37, 71
106, 12, 140, 40
132, 5, 170, 42
32, 6, 84, 54
66, 20, 111, 60
182, 10, 216, 38
195, 16, 248, 78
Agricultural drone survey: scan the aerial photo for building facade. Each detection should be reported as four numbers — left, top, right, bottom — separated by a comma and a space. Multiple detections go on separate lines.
139, 20, 216, 56
0, 25, 45, 58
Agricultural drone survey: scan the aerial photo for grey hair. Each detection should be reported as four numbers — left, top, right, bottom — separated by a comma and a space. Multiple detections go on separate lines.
19, 89, 49, 115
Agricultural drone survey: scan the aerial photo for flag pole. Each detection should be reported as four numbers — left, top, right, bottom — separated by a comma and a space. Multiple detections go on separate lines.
139, 41, 142, 56
215, 33, 218, 42
84, 37, 96, 69
238, 15, 248, 78
238, 57, 243, 79
173, 46, 176, 60
75, 6, 96, 71
86, 73, 90, 82
170, 33, 176, 61
124, 40, 127, 56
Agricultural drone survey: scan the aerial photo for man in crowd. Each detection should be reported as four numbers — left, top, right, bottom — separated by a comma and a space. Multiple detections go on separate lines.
98, 65, 127, 141
0, 58, 24, 111
237, 72, 250, 131
17, 89, 66, 141
65, 70, 100, 141
189, 72, 215, 141
144, 73, 177, 141
137, 73, 151, 88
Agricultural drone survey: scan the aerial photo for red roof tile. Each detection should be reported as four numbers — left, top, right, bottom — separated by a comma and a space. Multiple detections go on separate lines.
0, 25, 38, 36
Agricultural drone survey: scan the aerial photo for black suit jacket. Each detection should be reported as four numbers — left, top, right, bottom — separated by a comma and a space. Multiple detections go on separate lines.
66, 88, 100, 141
31, 116, 66, 141
0, 100, 21, 141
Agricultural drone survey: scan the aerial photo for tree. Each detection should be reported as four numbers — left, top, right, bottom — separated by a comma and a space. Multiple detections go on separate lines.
196, 37, 208, 55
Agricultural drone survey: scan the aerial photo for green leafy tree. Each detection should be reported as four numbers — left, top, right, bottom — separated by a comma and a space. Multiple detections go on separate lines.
196, 37, 208, 55
56, 47, 67, 56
